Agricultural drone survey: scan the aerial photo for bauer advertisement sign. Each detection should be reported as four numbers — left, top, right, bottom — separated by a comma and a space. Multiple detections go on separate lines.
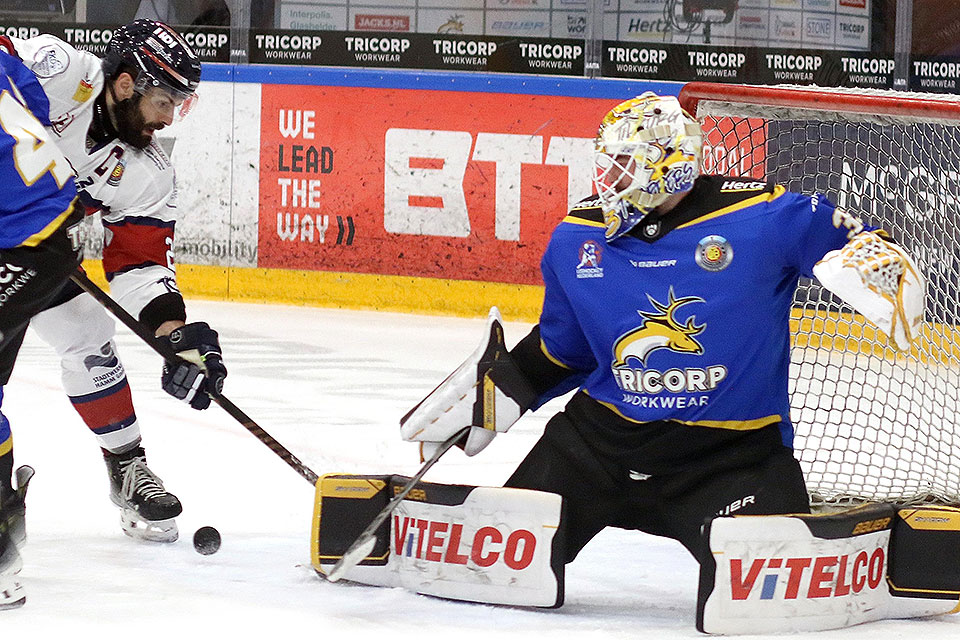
258, 85, 615, 284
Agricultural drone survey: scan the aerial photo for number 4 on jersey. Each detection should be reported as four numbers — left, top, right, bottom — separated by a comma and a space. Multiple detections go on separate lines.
0, 88, 73, 188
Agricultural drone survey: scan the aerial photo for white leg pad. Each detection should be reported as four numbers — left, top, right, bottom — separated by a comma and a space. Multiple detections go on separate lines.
313, 475, 565, 607
698, 504, 960, 634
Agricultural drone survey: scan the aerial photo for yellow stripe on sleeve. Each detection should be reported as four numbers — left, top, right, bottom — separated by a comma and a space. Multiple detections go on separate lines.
19, 199, 77, 248
540, 339, 574, 370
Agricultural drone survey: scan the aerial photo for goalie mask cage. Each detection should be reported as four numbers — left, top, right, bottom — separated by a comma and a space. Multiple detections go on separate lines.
678, 83, 960, 507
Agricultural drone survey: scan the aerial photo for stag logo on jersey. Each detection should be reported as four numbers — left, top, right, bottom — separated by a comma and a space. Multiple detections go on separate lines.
575, 240, 604, 278
613, 289, 704, 366
611, 289, 728, 399
696, 235, 733, 272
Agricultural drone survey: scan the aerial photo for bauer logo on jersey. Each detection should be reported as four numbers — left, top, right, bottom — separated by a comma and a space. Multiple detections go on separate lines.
611, 289, 728, 399
575, 240, 604, 279
696, 235, 733, 272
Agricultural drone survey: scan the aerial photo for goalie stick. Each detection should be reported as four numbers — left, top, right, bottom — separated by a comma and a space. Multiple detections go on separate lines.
325, 426, 471, 583
69, 270, 320, 485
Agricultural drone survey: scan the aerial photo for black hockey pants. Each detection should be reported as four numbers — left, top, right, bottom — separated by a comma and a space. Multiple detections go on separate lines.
505, 406, 811, 565
0, 205, 83, 386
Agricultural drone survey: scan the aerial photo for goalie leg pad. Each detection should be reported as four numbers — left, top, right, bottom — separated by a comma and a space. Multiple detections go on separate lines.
698, 503, 960, 635
313, 474, 565, 607
888, 506, 960, 604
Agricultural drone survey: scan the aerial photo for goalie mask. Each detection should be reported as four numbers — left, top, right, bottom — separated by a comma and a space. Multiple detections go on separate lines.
593, 93, 703, 241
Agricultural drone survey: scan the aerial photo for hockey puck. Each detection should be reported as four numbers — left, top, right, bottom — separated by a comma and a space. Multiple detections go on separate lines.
193, 526, 221, 555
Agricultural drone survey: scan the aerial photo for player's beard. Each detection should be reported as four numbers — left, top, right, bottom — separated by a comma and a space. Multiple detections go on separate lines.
112, 95, 165, 150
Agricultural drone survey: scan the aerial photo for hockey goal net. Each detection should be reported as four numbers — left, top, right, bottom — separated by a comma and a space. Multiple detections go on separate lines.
678, 83, 960, 507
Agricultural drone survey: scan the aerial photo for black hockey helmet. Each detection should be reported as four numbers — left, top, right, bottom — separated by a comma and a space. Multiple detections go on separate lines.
102, 19, 201, 101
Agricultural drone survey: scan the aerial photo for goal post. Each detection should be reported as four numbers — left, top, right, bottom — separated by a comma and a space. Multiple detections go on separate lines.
678, 82, 960, 506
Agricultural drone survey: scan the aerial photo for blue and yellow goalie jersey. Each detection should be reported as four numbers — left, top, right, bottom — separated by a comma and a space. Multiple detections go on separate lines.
538, 175, 864, 448
0, 49, 76, 249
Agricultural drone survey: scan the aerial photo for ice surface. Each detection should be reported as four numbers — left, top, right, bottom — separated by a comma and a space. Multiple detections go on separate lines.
2, 300, 957, 637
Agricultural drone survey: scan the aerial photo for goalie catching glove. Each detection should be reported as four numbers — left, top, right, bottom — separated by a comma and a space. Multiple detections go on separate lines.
161, 322, 227, 410
400, 307, 538, 457
813, 231, 924, 351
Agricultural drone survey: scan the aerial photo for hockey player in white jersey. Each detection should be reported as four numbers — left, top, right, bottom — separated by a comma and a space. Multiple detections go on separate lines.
0, 21, 227, 543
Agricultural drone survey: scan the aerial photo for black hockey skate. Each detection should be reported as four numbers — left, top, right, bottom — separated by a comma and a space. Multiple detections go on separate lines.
103, 447, 181, 543
0, 466, 33, 610
0, 528, 24, 610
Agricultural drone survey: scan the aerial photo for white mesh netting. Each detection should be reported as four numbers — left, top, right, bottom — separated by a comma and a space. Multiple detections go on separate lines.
682, 84, 960, 506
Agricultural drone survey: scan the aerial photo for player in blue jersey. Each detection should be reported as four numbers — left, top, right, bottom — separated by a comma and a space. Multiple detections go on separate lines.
0, 49, 84, 609
400, 93, 924, 566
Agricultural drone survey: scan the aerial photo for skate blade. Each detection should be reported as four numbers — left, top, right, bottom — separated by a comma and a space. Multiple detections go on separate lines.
0, 579, 25, 610
119, 510, 179, 543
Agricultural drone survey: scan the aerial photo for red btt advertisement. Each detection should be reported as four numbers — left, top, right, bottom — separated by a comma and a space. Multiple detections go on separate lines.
258, 85, 616, 285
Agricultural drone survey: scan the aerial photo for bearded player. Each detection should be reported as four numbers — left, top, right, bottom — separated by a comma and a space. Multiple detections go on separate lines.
0, 21, 227, 543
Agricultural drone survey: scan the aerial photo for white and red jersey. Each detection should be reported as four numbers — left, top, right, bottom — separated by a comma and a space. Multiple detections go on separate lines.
9, 34, 183, 328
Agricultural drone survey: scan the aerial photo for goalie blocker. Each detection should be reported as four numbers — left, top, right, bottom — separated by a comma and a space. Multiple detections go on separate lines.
699, 503, 960, 634
312, 474, 565, 607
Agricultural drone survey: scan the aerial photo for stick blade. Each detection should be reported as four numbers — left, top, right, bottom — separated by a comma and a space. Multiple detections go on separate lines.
326, 535, 377, 583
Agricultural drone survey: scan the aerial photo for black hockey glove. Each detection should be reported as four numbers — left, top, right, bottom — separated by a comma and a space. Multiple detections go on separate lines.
160, 322, 227, 410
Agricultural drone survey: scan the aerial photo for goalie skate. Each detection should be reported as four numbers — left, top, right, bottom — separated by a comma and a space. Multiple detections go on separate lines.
104, 447, 181, 543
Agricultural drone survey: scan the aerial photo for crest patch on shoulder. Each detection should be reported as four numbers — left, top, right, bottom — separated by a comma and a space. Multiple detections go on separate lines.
32, 44, 69, 78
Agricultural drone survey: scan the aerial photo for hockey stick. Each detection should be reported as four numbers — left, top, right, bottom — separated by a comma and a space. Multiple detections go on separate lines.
69, 270, 320, 485
325, 426, 470, 583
